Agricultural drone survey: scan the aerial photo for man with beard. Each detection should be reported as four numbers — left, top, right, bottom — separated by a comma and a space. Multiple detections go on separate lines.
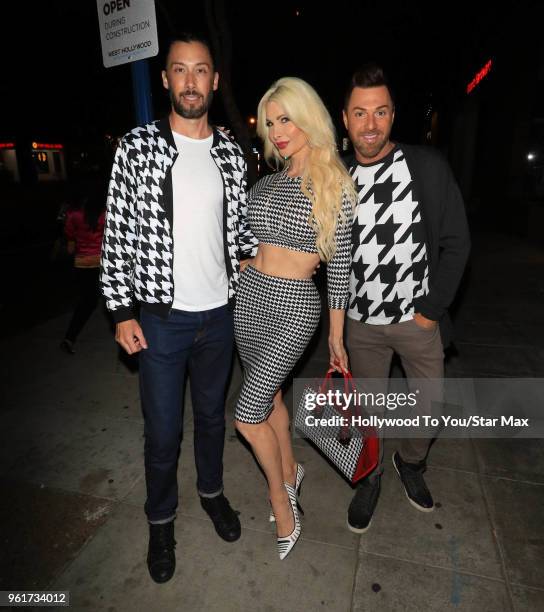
100, 33, 258, 582
342, 63, 470, 533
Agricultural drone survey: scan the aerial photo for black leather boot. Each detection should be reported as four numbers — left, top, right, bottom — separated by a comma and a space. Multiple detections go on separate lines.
147, 521, 176, 583
200, 493, 241, 542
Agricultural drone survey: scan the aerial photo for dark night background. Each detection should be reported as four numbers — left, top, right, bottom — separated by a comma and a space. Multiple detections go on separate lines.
0, 0, 543, 331
1, 4, 544, 603
3, 1, 543, 152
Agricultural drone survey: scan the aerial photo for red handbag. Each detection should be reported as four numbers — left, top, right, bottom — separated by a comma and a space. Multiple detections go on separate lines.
294, 369, 379, 483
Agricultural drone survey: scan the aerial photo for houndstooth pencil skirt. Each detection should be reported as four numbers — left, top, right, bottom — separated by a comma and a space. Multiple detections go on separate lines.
234, 265, 321, 424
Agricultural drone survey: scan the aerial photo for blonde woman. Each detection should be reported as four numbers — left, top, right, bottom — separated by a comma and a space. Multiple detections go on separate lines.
234, 77, 356, 559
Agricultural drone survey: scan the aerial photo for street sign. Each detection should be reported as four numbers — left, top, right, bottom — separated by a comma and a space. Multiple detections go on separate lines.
96, 0, 158, 68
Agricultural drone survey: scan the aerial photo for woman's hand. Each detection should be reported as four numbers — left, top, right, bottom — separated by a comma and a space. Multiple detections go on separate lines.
239, 258, 254, 273
328, 335, 349, 373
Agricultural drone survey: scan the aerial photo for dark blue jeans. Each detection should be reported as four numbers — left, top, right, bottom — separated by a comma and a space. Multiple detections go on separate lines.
139, 305, 234, 523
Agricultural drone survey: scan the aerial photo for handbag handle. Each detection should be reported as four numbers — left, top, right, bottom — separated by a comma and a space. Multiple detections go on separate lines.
321, 368, 356, 396
312, 370, 351, 418
323, 370, 375, 444
316, 370, 358, 440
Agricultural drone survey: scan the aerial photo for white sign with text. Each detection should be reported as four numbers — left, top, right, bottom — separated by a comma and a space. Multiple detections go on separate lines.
97, 0, 158, 68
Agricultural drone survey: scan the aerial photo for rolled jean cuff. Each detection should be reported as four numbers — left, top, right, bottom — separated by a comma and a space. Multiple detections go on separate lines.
198, 486, 223, 499
148, 514, 176, 525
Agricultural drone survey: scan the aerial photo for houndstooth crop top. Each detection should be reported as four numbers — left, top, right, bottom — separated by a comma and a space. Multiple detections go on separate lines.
247, 170, 353, 309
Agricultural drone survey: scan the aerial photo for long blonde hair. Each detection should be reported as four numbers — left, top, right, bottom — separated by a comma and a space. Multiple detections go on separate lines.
256, 77, 356, 262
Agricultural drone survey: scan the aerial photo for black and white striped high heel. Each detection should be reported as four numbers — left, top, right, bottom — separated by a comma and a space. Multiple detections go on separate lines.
270, 463, 305, 522
276, 482, 301, 560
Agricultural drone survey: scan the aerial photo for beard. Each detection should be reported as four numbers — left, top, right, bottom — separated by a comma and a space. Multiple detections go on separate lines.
353, 131, 389, 160
170, 88, 214, 119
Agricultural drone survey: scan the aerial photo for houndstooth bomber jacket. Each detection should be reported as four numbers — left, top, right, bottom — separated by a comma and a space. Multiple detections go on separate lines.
100, 117, 258, 323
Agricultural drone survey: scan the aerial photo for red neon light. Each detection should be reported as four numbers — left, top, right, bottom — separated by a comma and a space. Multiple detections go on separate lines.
31, 142, 64, 150
467, 59, 492, 94
0, 142, 15, 149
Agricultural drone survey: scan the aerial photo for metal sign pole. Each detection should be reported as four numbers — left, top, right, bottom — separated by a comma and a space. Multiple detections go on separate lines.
131, 59, 154, 125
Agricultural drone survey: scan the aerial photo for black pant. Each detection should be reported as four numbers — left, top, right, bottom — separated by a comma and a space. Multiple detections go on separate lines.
65, 267, 100, 342
139, 305, 234, 523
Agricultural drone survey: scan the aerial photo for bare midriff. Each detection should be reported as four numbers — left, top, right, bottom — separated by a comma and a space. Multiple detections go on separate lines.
252, 242, 320, 279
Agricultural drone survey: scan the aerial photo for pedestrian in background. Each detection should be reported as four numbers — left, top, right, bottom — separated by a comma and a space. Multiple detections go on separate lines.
60, 179, 106, 354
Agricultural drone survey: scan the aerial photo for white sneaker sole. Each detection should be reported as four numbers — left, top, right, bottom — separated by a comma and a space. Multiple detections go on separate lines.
347, 518, 373, 534
392, 452, 435, 513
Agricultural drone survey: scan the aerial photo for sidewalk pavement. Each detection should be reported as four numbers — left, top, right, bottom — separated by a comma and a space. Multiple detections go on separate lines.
1, 230, 543, 611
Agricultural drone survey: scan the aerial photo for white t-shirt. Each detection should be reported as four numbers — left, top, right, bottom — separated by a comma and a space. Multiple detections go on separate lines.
171, 131, 227, 311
